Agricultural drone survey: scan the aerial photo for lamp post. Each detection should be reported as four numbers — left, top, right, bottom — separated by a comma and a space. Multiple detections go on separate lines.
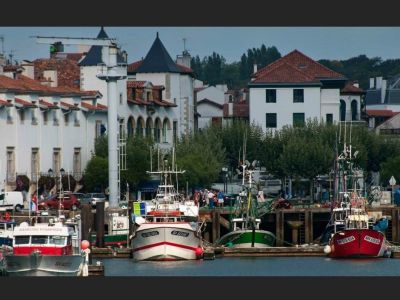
59, 168, 65, 216
222, 167, 228, 194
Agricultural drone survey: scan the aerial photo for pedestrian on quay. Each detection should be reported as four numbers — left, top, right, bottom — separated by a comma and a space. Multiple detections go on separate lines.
217, 190, 224, 207
208, 190, 215, 209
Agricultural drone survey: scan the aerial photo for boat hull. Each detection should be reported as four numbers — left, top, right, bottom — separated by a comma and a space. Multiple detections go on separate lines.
329, 229, 387, 258
3, 253, 84, 276
216, 230, 276, 248
131, 223, 202, 261
90, 233, 129, 248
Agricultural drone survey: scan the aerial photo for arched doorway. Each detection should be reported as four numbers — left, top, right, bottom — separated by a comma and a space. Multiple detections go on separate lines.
340, 100, 346, 121
162, 118, 171, 143
136, 117, 144, 137
127, 116, 135, 137
154, 118, 162, 143
146, 117, 153, 139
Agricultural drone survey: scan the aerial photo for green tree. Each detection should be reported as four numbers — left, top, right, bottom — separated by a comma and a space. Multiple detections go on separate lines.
83, 156, 108, 192
380, 156, 400, 187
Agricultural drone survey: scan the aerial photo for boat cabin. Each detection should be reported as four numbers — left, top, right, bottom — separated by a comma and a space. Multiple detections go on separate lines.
12, 222, 74, 255
0, 220, 17, 247
232, 218, 261, 231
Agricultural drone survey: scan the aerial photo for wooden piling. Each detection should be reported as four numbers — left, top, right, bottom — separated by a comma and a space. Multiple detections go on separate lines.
212, 210, 220, 242
392, 208, 399, 243
96, 200, 105, 248
275, 210, 284, 246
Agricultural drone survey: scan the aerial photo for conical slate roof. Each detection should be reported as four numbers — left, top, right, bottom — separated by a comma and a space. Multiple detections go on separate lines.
135, 33, 181, 73
79, 27, 125, 66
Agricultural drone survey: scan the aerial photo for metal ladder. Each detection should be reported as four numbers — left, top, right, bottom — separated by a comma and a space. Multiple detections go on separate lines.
117, 127, 127, 203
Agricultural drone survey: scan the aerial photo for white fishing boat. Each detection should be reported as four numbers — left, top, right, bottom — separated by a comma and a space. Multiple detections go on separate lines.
131, 159, 203, 261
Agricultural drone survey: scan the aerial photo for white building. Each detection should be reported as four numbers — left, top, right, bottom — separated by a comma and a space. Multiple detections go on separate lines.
339, 81, 364, 123
127, 33, 195, 139
0, 64, 106, 193
195, 83, 227, 129
249, 50, 348, 131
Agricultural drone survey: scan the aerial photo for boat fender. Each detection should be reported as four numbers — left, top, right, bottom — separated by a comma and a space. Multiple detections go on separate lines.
323, 245, 331, 254
195, 247, 204, 258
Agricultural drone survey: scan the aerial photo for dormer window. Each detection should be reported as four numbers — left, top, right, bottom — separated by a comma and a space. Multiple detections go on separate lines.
147, 91, 152, 101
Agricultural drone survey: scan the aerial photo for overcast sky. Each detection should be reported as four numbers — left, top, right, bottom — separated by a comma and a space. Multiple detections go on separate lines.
1, 27, 400, 64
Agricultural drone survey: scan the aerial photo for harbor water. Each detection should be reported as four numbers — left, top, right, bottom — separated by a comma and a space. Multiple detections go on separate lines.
99, 257, 400, 276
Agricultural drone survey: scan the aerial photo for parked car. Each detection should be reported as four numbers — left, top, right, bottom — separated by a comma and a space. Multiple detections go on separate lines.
85, 193, 107, 208
38, 193, 80, 211
72, 193, 88, 204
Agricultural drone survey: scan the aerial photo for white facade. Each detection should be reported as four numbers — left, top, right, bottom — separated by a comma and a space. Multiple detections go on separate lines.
0, 90, 106, 193
340, 94, 362, 121
197, 85, 225, 105
197, 101, 223, 129
249, 86, 328, 131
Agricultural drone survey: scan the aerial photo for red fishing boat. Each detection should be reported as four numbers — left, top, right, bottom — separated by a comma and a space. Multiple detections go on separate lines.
323, 135, 388, 258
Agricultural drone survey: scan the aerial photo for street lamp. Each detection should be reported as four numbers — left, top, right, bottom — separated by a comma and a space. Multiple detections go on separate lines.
59, 168, 65, 215
222, 167, 228, 194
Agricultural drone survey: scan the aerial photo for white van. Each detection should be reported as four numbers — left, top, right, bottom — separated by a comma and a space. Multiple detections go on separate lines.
0, 192, 24, 212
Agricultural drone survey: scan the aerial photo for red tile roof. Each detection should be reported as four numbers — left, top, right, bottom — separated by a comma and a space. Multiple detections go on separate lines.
153, 85, 164, 90
3, 65, 22, 72
60, 101, 79, 110
153, 99, 177, 107
176, 63, 193, 74
39, 99, 59, 109
34, 57, 80, 89
15, 98, 37, 108
81, 102, 107, 111
0, 99, 12, 107
127, 81, 147, 88
366, 109, 399, 117
253, 50, 345, 83
341, 82, 364, 94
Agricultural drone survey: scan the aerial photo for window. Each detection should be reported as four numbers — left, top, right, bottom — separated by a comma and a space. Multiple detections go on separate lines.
31, 236, 48, 244
266, 89, 276, 103
293, 113, 305, 127
326, 114, 333, 125
74, 111, 80, 126
229, 95, 233, 103
340, 100, 346, 121
162, 119, 168, 143
15, 236, 30, 245
119, 93, 123, 105
351, 100, 358, 121
73, 148, 81, 176
6, 147, 15, 183
131, 88, 136, 100
173, 121, 178, 145
293, 89, 304, 103
95, 120, 102, 138
53, 148, 61, 174
53, 110, 59, 126
43, 110, 48, 125
64, 113, 69, 126
154, 119, 161, 143
136, 119, 143, 137
31, 148, 39, 183
18, 109, 25, 124
147, 91, 152, 101
6, 107, 13, 124
49, 236, 66, 245
32, 110, 38, 125
265, 113, 277, 128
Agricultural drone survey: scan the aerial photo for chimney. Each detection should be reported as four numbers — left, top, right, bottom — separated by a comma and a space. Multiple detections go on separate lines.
376, 76, 383, 90
0, 54, 5, 75
381, 79, 387, 104
369, 78, 375, 89
253, 63, 258, 74
176, 51, 191, 69
353, 81, 359, 88
43, 70, 58, 87
21, 60, 35, 79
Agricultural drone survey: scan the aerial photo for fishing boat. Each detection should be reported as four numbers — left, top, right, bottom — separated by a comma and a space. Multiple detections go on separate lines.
215, 169, 276, 248
3, 219, 85, 276
0, 216, 16, 247
130, 159, 203, 261
323, 134, 388, 258
90, 213, 129, 248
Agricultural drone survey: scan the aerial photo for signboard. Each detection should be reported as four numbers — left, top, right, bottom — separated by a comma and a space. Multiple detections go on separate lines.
380, 191, 391, 205
389, 176, 397, 186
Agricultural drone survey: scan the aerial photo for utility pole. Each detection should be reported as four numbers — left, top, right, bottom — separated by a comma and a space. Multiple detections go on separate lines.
35, 35, 127, 208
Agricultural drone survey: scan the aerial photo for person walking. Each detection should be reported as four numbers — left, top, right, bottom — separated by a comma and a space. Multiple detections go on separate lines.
217, 190, 224, 207
208, 190, 215, 209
